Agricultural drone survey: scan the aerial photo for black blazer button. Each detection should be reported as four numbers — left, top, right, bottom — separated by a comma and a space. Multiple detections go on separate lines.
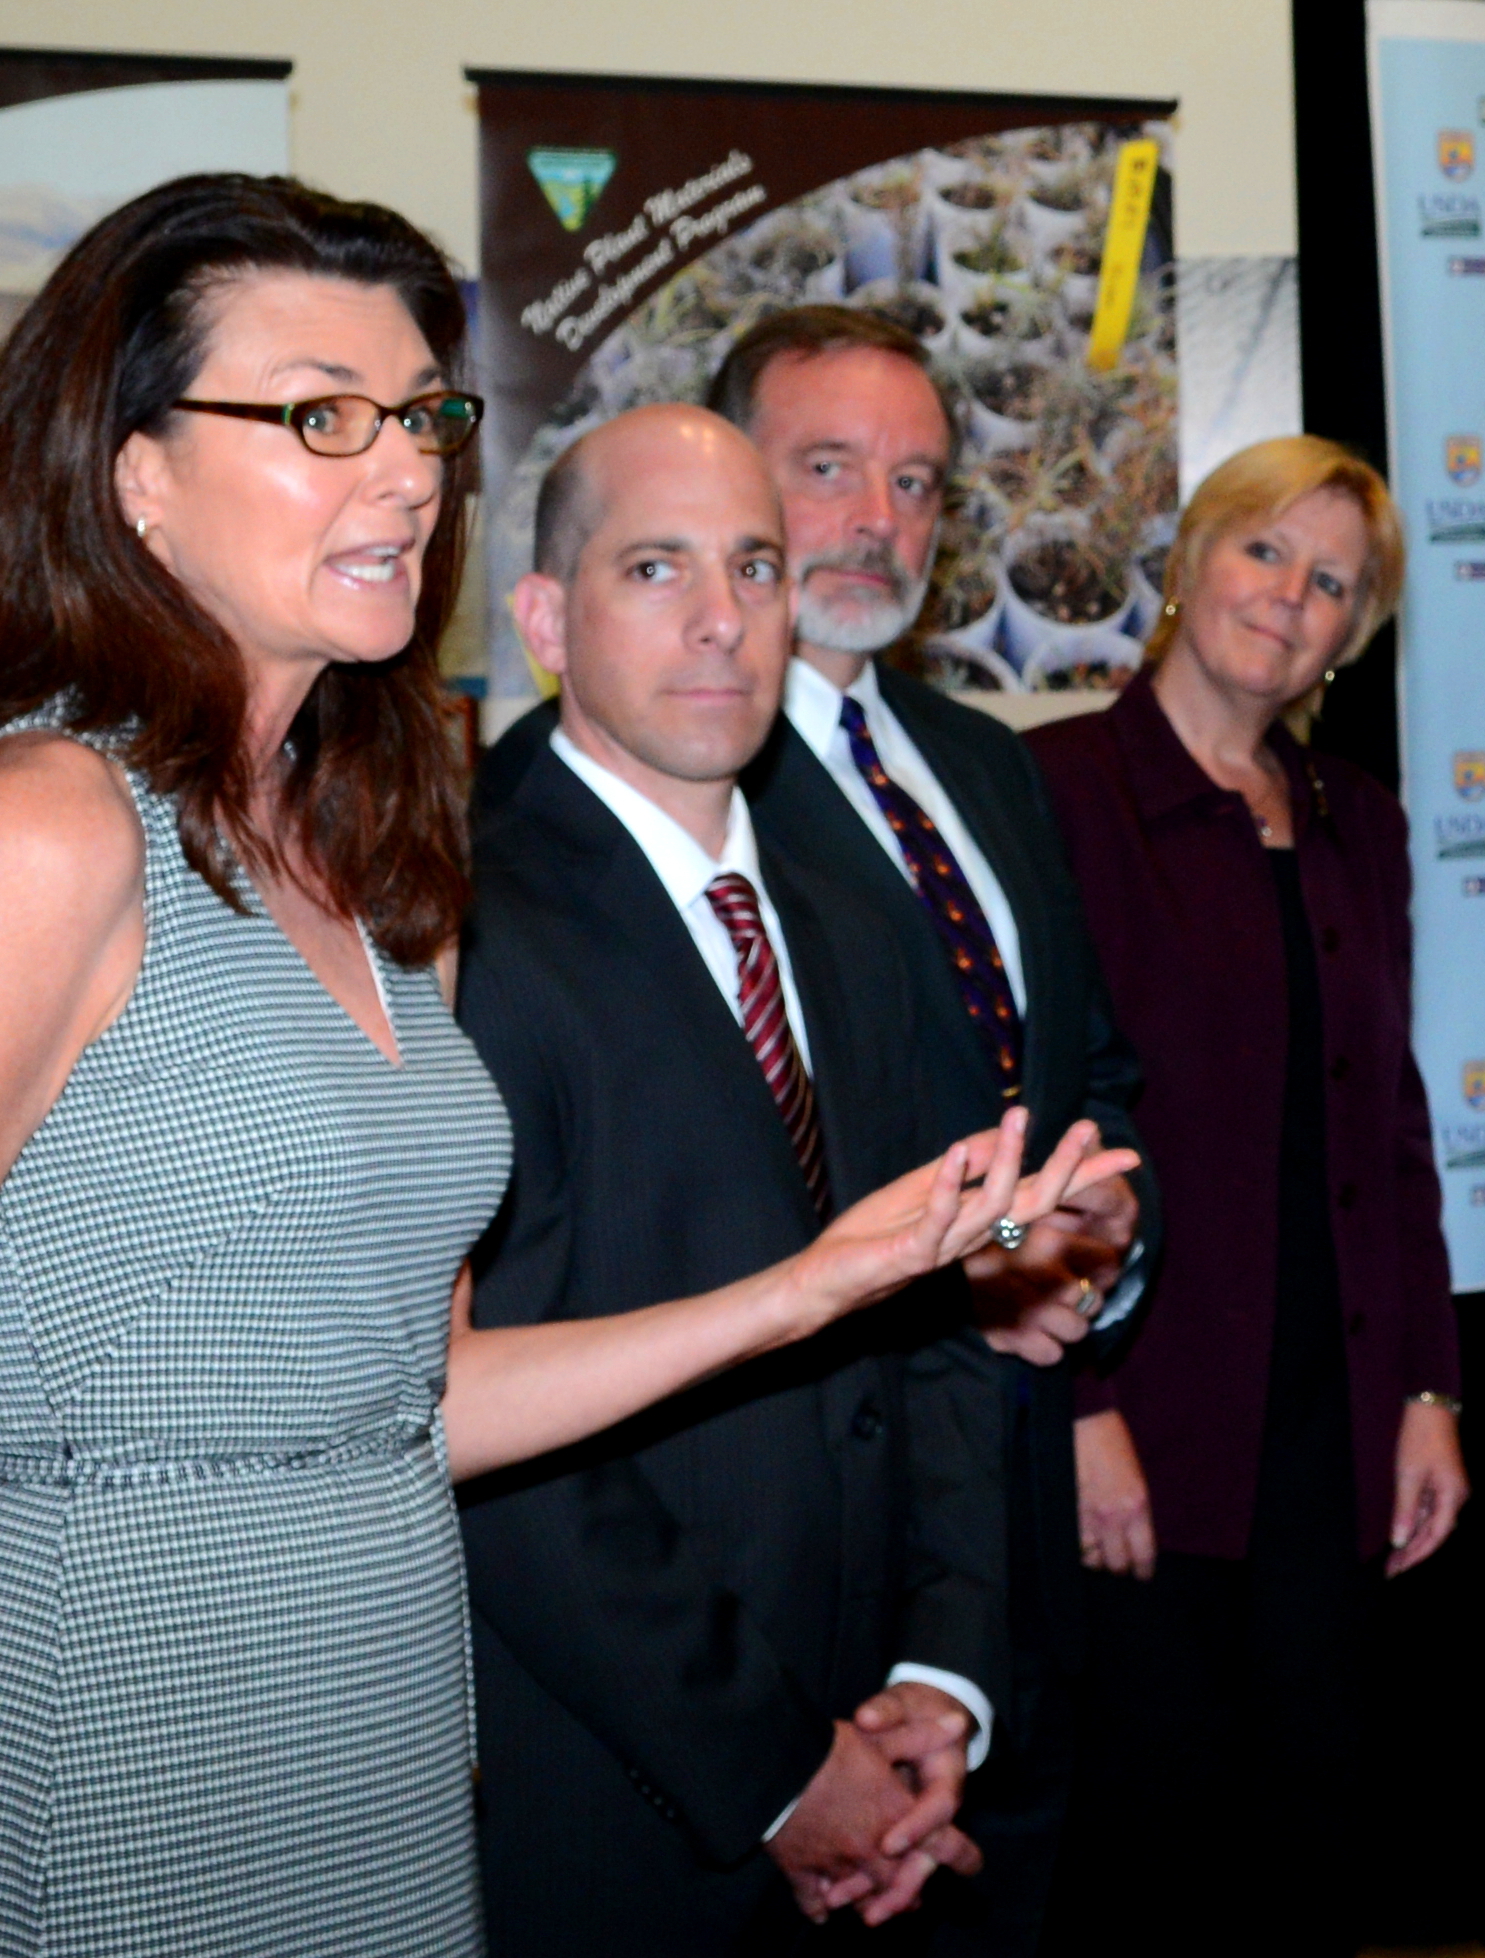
1320, 926, 1341, 953
1329, 1056, 1351, 1082
1337, 1181, 1358, 1211
852, 1399, 885, 1440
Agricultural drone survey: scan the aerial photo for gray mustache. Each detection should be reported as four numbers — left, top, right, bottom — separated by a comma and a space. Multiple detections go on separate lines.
797, 547, 915, 604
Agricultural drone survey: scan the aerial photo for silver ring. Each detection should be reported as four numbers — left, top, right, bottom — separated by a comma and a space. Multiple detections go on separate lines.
991, 1215, 1026, 1251
1075, 1278, 1100, 1319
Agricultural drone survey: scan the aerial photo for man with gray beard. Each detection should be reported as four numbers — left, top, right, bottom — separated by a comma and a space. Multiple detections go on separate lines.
709, 307, 1157, 1958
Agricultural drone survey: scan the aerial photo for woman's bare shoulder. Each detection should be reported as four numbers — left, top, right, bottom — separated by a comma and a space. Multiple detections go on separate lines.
0, 730, 144, 923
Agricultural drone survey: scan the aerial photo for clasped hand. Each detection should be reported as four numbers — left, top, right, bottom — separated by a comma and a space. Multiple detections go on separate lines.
768, 1682, 979, 1927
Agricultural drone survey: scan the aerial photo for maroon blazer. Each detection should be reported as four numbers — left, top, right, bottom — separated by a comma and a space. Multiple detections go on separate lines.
1027, 667, 1458, 1561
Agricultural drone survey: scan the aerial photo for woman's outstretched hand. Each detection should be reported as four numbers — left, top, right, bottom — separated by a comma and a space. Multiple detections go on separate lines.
781, 1109, 1141, 1341
442, 1113, 1139, 1481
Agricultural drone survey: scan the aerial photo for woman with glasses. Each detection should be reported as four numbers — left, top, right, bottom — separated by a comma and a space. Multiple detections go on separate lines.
0, 176, 1131, 1957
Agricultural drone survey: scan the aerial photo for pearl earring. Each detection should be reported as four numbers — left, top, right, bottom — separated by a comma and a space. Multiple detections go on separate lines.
1323, 668, 1336, 686
1163, 600, 1179, 618
135, 516, 149, 540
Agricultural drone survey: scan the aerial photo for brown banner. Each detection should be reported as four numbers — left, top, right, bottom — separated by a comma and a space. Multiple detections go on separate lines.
471, 70, 1174, 482
472, 71, 1178, 707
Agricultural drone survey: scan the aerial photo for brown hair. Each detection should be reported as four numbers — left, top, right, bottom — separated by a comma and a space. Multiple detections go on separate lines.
706, 302, 959, 456
1145, 436, 1405, 684
0, 173, 475, 966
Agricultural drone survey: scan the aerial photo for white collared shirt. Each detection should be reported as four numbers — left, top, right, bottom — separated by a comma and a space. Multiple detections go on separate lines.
783, 656, 1026, 1015
549, 724, 994, 1792
550, 729, 813, 1073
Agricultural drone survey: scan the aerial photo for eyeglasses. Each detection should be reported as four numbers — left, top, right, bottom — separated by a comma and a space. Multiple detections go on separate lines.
171, 389, 484, 457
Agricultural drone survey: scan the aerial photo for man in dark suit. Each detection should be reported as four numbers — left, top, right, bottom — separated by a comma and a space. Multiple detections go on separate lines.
696, 307, 1158, 1957
457, 402, 1127, 1954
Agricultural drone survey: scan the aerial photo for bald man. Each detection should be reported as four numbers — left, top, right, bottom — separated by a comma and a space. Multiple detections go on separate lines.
456, 407, 1002, 1954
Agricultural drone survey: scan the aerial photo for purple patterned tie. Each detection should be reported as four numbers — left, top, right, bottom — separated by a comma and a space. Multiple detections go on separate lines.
706, 872, 833, 1218
839, 695, 1023, 1098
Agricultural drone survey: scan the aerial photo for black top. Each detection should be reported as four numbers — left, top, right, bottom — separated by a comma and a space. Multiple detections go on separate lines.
1253, 849, 1355, 1559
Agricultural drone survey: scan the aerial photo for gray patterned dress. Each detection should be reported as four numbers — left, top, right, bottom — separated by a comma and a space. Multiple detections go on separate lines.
0, 720, 512, 1956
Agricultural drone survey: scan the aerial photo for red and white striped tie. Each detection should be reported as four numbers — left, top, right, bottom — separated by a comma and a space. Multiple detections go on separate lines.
706, 872, 831, 1219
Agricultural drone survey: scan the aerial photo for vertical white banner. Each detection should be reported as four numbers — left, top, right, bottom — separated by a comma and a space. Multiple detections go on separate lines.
1370, 0, 1485, 1289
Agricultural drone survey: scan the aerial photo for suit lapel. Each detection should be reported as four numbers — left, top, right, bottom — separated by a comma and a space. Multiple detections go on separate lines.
761, 844, 869, 1210
747, 713, 1002, 1111
874, 665, 1059, 1116
515, 749, 820, 1234
747, 716, 927, 929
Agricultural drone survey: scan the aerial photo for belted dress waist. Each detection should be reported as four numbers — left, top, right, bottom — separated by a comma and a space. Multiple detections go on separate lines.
0, 1420, 432, 1488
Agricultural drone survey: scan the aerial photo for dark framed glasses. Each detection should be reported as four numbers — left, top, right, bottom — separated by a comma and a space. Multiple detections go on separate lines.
172, 389, 484, 457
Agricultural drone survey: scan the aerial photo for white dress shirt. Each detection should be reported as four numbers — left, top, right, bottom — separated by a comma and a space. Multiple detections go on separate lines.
550, 729, 813, 1071
782, 658, 1144, 1338
548, 729, 993, 1802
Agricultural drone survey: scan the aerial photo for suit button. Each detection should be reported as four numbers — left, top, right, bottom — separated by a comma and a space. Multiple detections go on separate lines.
1337, 1181, 1358, 1211
1348, 1311, 1366, 1337
1320, 926, 1341, 953
1329, 1056, 1351, 1082
852, 1399, 885, 1441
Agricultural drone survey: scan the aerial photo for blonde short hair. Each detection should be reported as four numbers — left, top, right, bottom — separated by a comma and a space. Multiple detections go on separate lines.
1143, 436, 1405, 679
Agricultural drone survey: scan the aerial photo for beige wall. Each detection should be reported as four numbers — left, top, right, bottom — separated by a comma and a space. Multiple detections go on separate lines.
0, 0, 1296, 271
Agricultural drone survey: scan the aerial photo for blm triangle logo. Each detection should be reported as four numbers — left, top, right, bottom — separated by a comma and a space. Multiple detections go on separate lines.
527, 148, 617, 232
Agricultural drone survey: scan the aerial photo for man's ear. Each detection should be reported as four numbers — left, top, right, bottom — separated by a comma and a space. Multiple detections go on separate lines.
510, 572, 569, 680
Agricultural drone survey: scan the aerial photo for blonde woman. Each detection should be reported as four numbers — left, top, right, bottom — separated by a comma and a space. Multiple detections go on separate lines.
1027, 436, 1466, 1958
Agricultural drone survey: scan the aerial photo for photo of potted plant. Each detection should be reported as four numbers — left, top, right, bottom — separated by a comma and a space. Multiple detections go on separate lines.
488, 119, 1176, 710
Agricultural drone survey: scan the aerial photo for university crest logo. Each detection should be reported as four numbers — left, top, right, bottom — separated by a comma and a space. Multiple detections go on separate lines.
1440, 130, 1476, 180
1447, 434, 1483, 485
1464, 1061, 1485, 1110
1455, 751, 1485, 799
526, 148, 617, 232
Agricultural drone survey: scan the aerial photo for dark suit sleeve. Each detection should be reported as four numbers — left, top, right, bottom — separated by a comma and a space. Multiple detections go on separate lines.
863, 930, 1003, 1704
1369, 788, 1460, 1396
456, 911, 835, 1867
893, 1316, 1010, 1712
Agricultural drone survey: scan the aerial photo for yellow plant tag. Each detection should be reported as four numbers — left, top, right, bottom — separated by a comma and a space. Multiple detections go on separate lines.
1086, 139, 1160, 373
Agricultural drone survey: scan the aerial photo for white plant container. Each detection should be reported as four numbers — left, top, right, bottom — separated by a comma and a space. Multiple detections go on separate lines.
955, 287, 1060, 366
963, 356, 1054, 455
848, 277, 954, 358
1021, 181, 1090, 263
919, 145, 977, 193
1022, 625, 1143, 692
921, 635, 1024, 693
843, 161, 930, 288
1000, 525, 1135, 664
737, 209, 847, 302
934, 214, 1034, 311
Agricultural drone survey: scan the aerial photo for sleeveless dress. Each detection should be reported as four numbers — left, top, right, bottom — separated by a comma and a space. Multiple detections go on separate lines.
0, 718, 512, 1956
